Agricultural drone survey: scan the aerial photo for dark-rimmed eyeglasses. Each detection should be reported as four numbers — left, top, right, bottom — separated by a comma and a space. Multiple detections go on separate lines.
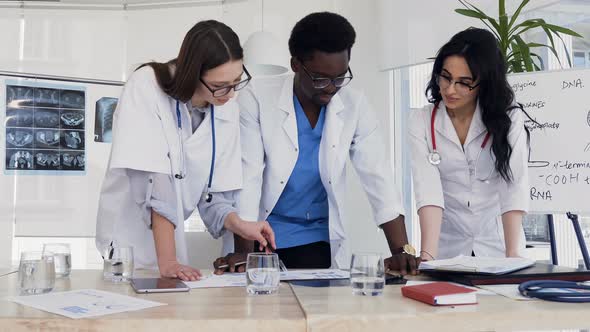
300, 64, 353, 89
436, 73, 479, 95
200, 65, 252, 97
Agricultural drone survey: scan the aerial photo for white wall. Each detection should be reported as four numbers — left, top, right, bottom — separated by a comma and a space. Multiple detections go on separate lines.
3, 0, 553, 267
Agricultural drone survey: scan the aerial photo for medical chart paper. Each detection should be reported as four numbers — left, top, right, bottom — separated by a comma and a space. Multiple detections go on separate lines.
184, 273, 247, 289
280, 269, 350, 281
185, 269, 350, 289
419, 256, 535, 275
6, 289, 165, 319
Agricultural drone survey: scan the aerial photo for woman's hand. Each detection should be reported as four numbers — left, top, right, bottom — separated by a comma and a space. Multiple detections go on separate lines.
158, 260, 202, 281
224, 213, 276, 251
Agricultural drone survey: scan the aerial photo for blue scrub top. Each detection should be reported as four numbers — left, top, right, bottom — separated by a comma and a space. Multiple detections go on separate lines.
267, 95, 330, 249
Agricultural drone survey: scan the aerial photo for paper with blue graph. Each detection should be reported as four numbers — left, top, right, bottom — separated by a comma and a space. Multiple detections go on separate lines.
6, 289, 165, 319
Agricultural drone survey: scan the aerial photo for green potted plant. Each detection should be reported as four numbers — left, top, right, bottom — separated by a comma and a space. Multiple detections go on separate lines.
456, 0, 582, 72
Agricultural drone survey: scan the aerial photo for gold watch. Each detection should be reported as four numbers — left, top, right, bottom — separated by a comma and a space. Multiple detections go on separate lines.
393, 244, 416, 256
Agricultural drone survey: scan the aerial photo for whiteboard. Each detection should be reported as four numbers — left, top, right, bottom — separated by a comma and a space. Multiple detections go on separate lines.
508, 68, 590, 214
0, 74, 122, 237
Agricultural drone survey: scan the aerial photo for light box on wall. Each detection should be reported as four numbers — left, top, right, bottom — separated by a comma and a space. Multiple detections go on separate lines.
1, 73, 122, 237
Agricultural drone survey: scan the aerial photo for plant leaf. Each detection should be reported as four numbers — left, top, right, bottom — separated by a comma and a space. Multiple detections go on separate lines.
460, 0, 502, 34
541, 25, 564, 68
508, 0, 530, 30
545, 23, 583, 37
455, 8, 487, 19
552, 31, 574, 68
514, 36, 534, 71
530, 52, 545, 71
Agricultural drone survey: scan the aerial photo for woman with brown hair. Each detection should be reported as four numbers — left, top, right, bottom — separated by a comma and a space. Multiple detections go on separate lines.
96, 20, 275, 281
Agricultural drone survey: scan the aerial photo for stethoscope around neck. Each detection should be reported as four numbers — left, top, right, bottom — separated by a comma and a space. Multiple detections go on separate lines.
175, 100, 215, 203
428, 101, 493, 183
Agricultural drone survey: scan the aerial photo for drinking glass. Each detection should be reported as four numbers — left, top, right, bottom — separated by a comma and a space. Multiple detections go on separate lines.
350, 252, 385, 296
43, 243, 71, 277
246, 253, 280, 295
18, 251, 55, 295
103, 246, 134, 282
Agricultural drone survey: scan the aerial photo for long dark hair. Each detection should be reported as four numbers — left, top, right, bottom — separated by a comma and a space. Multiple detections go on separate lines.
425, 28, 518, 182
138, 20, 243, 102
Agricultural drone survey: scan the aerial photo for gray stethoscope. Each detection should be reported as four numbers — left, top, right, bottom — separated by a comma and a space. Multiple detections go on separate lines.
428, 102, 493, 182
175, 100, 215, 203
519, 280, 590, 303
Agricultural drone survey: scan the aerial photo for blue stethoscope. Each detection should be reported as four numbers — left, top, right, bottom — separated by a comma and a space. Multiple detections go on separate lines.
519, 280, 590, 303
175, 100, 215, 203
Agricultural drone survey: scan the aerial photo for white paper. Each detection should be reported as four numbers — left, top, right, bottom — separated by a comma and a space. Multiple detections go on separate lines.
477, 284, 537, 300
419, 255, 535, 275
404, 280, 495, 296
184, 273, 246, 289
6, 289, 165, 319
185, 269, 350, 289
280, 269, 350, 281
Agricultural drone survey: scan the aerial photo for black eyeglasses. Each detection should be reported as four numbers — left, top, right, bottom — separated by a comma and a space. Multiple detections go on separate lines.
200, 65, 252, 97
300, 64, 353, 89
436, 73, 479, 95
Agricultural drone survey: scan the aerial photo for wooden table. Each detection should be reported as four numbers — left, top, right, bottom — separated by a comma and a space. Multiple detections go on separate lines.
2, 270, 590, 332
290, 279, 590, 332
0, 270, 306, 332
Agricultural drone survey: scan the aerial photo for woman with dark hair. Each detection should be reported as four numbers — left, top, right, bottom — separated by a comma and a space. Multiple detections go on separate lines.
96, 20, 275, 281
409, 28, 529, 261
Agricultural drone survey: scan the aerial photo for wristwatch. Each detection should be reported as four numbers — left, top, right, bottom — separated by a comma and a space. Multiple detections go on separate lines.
392, 244, 416, 256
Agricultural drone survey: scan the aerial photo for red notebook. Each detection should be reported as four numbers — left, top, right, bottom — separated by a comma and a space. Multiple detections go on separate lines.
401, 282, 477, 306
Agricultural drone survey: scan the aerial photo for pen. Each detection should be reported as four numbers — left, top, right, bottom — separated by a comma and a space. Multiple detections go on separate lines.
216, 261, 247, 270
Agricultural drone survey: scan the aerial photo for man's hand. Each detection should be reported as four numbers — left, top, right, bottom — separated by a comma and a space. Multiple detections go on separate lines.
384, 254, 421, 276
213, 252, 248, 275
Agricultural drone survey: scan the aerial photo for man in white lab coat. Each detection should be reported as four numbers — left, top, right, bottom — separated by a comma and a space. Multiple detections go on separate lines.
215, 12, 419, 273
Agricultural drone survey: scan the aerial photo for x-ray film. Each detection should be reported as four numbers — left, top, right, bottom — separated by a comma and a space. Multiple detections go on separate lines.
5, 81, 86, 173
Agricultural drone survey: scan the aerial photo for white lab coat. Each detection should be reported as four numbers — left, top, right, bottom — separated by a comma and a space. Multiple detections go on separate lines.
96, 66, 242, 269
230, 74, 404, 268
409, 102, 529, 259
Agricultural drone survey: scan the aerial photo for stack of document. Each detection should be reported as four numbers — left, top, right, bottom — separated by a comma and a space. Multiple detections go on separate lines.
419, 255, 535, 275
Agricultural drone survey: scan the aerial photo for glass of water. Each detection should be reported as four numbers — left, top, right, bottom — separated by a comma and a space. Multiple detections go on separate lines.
246, 253, 280, 295
18, 251, 56, 295
103, 246, 134, 282
43, 243, 71, 278
350, 252, 385, 296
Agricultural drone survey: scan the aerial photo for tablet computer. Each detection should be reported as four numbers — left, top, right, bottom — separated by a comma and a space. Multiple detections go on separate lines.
130, 277, 190, 293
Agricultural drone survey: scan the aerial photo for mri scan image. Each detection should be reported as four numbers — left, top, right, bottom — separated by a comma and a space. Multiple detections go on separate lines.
34, 129, 61, 148
60, 90, 85, 109
6, 129, 34, 148
95, 97, 117, 143
62, 130, 84, 150
35, 151, 60, 169
7, 150, 34, 169
5, 84, 87, 173
34, 88, 60, 107
5, 108, 34, 127
6, 85, 34, 107
34, 108, 60, 128
60, 111, 85, 128
62, 152, 84, 170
